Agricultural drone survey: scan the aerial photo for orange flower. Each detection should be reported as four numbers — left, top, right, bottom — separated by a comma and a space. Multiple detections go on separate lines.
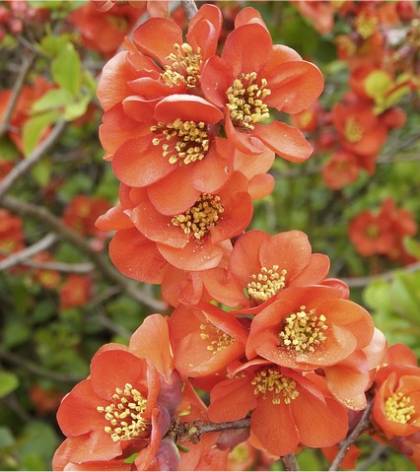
373, 344, 420, 439
97, 171, 253, 274
60, 275, 92, 310
246, 286, 380, 409
200, 7, 323, 160
108, 95, 230, 192
30, 385, 63, 415
96, 3, 222, 111
0, 208, 24, 257
63, 195, 111, 237
332, 97, 388, 158
208, 359, 348, 457
168, 303, 248, 378
70, 1, 144, 56
53, 315, 180, 471
322, 151, 361, 190
349, 209, 393, 257
225, 230, 330, 309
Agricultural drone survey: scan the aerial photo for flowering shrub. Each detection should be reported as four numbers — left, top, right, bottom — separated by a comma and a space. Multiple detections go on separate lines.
0, 1, 419, 471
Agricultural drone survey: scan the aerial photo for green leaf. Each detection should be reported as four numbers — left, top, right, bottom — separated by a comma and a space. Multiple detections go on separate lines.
64, 94, 91, 120
39, 34, 71, 57
0, 371, 19, 398
31, 160, 52, 187
32, 88, 73, 113
51, 43, 81, 95
0, 427, 14, 448
22, 110, 58, 156
404, 237, 420, 259
365, 70, 392, 101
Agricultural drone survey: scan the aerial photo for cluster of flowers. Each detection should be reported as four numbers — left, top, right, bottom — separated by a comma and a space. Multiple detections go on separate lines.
349, 197, 417, 264
0, 195, 110, 309
292, 0, 418, 190
0, 0, 49, 41
52, 3, 420, 471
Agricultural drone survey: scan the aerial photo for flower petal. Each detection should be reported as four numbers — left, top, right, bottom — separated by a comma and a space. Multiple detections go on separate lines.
253, 121, 313, 162
201, 56, 234, 109
154, 94, 223, 124
222, 24, 272, 76
112, 137, 174, 187
109, 228, 167, 283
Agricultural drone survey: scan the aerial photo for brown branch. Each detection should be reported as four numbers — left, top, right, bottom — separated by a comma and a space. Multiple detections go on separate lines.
328, 399, 373, 471
0, 120, 66, 200
341, 261, 420, 288
16, 259, 94, 274
356, 443, 388, 471
0, 53, 36, 138
0, 349, 82, 383
0, 233, 57, 271
183, 0, 198, 19
282, 454, 299, 471
173, 418, 251, 442
0, 195, 166, 311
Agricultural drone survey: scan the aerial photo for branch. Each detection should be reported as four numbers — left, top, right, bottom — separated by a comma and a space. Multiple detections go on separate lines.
173, 418, 251, 442
183, 0, 198, 19
0, 120, 66, 200
16, 259, 94, 274
0, 349, 82, 383
0, 233, 57, 271
356, 443, 388, 471
0, 53, 36, 138
341, 261, 420, 288
0, 196, 166, 311
282, 454, 299, 471
328, 399, 373, 471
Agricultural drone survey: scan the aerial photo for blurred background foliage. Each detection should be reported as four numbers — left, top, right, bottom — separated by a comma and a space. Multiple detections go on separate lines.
0, 0, 419, 470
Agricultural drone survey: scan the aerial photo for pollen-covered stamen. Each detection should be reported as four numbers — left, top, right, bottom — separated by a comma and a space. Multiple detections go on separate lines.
199, 321, 234, 354
161, 43, 202, 88
279, 305, 328, 353
384, 392, 415, 424
251, 368, 299, 405
226, 72, 271, 130
344, 117, 364, 143
247, 265, 287, 303
171, 193, 224, 240
97, 383, 148, 442
151, 119, 209, 165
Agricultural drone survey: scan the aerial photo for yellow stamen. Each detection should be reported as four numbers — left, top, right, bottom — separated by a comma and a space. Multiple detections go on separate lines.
226, 72, 271, 130
247, 265, 287, 303
251, 368, 299, 405
279, 305, 328, 353
384, 392, 415, 424
171, 193, 224, 240
150, 119, 209, 165
161, 43, 202, 88
200, 321, 234, 354
356, 13, 378, 39
344, 117, 364, 143
97, 383, 148, 442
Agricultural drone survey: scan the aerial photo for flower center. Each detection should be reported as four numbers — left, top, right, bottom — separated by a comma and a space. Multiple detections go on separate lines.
246, 265, 287, 303
279, 306, 328, 353
226, 72, 271, 130
161, 43, 202, 88
171, 193, 224, 240
366, 224, 379, 239
384, 392, 415, 424
97, 383, 148, 442
151, 119, 209, 165
251, 368, 299, 405
200, 321, 234, 354
356, 13, 378, 39
344, 117, 364, 143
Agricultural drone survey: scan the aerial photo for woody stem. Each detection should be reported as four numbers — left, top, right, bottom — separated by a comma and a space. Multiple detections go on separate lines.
183, 0, 198, 19
328, 399, 373, 471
